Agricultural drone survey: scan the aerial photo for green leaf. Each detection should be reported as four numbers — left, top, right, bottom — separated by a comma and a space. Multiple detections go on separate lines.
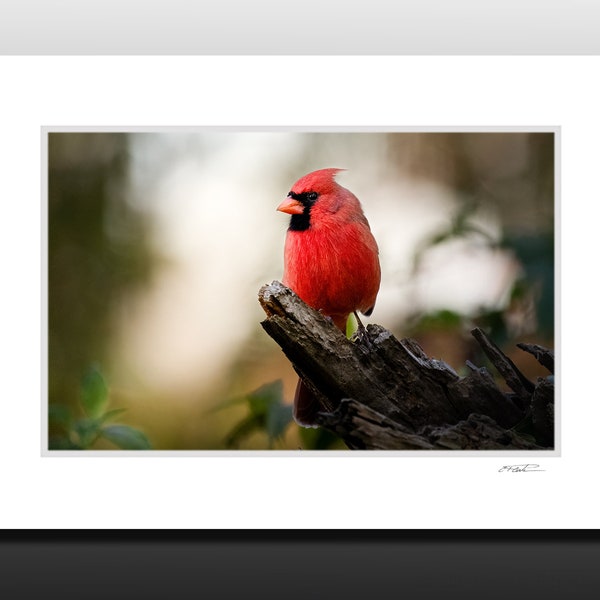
225, 415, 263, 449
247, 380, 293, 445
222, 380, 293, 448
266, 403, 293, 446
73, 417, 103, 448
48, 404, 73, 429
99, 408, 127, 423
101, 425, 152, 450
246, 380, 283, 417
80, 364, 109, 418
211, 381, 285, 416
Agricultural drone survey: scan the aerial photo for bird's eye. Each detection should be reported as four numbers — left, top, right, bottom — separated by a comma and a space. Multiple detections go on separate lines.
307, 192, 318, 201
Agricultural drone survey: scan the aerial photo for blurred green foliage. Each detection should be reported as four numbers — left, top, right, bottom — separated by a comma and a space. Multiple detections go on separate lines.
217, 380, 345, 450
215, 380, 292, 449
409, 199, 554, 350
48, 132, 154, 419
49, 365, 152, 450
504, 231, 554, 337
214, 379, 347, 450
407, 132, 554, 354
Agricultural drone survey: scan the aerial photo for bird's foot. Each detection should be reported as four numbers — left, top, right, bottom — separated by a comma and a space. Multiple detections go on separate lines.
352, 311, 373, 349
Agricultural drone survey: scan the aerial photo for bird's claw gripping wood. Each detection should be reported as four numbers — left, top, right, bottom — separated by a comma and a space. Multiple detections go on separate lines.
351, 310, 374, 350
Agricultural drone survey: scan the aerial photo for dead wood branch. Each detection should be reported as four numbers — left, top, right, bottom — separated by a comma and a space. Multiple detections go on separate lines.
259, 281, 554, 450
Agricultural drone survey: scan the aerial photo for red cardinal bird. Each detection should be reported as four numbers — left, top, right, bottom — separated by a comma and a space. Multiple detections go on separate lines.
277, 168, 381, 427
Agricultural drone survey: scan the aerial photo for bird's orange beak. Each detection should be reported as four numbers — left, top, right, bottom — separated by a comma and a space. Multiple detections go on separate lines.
276, 197, 304, 215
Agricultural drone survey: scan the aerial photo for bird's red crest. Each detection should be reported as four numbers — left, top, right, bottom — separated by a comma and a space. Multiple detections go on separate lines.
290, 168, 346, 195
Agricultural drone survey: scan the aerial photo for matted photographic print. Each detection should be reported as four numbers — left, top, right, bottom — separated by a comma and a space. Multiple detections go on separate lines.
44, 128, 556, 453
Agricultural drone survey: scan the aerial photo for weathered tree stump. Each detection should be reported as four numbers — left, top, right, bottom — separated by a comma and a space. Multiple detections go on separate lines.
258, 281, 555, 450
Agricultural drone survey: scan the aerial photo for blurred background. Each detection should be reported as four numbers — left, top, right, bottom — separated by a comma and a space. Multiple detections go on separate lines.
47, 131, 555, 450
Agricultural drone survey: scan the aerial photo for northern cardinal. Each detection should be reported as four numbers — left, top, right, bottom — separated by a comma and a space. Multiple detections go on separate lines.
277, 168, 381, 427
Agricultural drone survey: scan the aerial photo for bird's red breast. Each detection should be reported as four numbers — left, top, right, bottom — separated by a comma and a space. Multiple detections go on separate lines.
277, 168, 381, 427
277, 168, 380, 330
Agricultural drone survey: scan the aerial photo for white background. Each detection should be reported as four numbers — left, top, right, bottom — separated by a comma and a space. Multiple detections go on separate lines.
0, 56, 596, 528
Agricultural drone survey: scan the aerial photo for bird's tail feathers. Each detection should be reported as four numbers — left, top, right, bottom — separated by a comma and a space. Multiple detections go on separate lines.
293, 379, 324, 429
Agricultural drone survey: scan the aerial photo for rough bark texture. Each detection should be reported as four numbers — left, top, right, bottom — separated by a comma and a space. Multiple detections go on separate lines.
259, 281, 555, 450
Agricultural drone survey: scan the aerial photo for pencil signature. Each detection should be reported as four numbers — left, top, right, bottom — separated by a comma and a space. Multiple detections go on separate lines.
498, 464, 545, 473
